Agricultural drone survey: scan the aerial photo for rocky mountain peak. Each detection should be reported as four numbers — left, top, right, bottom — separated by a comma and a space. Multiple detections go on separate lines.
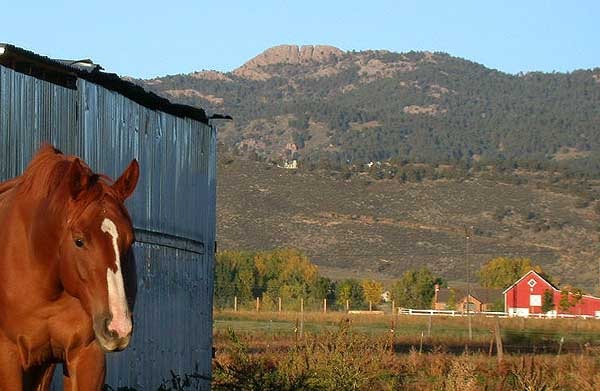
233, 45, 344, 79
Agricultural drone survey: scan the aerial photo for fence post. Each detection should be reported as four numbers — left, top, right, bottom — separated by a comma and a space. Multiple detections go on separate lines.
389, 318, 395, 353
294, 318, 299, 342
557, 336, 564, 356
300, 298, 304, 338
256, 297, 260, 312
346, 299, 349, 312
369, 301, 372, 311
323, 298, 327, 313
278, 297, 282, 313
392, 300, 395, 315
494, 316, 504, 364
234, 296, 237, 312
427, 312, 432, 337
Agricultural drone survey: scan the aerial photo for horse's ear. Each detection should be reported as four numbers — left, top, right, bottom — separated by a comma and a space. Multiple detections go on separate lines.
112, 159, 140, 201
66, 159, 90, 199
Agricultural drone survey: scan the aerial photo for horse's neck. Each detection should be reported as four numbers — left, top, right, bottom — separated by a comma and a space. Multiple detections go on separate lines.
0, 178, 19, 206
0, 195, 63, 301
0, 178, 18, 194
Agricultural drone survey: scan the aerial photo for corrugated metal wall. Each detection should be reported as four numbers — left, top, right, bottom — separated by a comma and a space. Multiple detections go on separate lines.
0, 65, 215, 390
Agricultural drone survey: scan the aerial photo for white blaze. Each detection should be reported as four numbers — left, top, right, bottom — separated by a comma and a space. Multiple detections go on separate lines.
101, 218, 132, 338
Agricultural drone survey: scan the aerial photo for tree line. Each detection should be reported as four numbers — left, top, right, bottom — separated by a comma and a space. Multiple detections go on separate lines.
214, 249, 570, 311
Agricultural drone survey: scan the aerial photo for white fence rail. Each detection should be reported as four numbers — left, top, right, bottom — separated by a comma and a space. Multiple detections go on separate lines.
396, 308, 600, 320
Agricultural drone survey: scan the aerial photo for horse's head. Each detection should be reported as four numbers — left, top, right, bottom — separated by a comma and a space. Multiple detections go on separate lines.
57, 158, 140, 352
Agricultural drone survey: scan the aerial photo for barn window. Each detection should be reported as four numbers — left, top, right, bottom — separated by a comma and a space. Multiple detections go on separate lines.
530, 295, 541, 306
527, 279, 537, 288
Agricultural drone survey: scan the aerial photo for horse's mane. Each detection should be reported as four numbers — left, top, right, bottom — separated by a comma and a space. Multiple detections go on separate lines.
15, 145, 120, 223
16, 145, 78, 199
0, 177, 19, 196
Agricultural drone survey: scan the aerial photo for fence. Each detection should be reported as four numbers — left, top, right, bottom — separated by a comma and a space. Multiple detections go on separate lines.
220, 296, 600, 322
399, 308, 600, 320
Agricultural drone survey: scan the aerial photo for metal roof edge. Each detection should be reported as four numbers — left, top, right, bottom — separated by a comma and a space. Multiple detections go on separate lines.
0, 43, 209, 124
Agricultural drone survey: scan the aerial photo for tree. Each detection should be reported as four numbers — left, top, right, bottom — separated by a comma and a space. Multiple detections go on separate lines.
361, 280, 384, 307
313, 277, 336, 302
559, 288, 572, 313
478, 257, 547, 289
214, 248, 327, 310
571, 287, 583, 314
541, 289, 555, 313
336, 279, 366, 309
391, 267, 443, 309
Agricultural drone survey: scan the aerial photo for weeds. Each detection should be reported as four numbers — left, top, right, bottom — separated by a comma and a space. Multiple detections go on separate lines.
214, 315, 600, 391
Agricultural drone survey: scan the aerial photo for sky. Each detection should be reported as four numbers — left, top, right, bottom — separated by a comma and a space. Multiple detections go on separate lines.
2, 1, 599, 79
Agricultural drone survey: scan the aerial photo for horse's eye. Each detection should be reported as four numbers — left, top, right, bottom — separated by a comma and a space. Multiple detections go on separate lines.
74, 239, 85, 248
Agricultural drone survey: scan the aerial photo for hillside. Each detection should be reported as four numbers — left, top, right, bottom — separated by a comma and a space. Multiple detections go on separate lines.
217, 155, 600, 290
140, 44, 600, 176
135, 45, 600, 288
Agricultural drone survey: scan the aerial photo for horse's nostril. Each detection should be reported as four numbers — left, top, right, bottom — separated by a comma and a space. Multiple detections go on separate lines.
107, 316, 133, 339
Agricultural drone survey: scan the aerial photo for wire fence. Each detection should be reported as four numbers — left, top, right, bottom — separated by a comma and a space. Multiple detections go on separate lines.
216, 296, 600, 320
214, 296, 600, 358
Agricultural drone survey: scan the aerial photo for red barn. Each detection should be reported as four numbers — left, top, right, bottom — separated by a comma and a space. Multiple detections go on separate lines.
503, 270, 600, 318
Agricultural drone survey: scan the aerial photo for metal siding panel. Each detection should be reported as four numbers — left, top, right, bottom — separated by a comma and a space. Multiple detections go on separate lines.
105, 245, 212, 389
0, 65, 77, 182
0, 69, 214, 390
76, 79, 215, 390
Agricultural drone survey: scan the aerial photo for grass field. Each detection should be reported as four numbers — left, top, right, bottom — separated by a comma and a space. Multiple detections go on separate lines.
215, 309, 600, 345
213, 310, 600, 390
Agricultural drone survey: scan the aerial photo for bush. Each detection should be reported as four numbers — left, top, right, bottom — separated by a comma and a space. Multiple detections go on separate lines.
213, 322, 399, 390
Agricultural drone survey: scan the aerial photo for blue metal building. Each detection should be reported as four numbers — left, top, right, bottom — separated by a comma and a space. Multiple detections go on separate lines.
0, 44, 216, 390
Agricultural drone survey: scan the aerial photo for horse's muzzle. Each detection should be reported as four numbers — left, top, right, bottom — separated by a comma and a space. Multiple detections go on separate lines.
93, 314, 133, 352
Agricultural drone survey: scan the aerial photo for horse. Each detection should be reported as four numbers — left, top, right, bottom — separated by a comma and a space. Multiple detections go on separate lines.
0, 145, 139, 390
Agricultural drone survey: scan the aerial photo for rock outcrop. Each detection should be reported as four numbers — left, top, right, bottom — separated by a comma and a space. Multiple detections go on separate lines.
234, 45, 344, 79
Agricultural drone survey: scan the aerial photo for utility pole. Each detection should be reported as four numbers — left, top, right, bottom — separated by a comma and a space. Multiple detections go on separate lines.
465, 226, 473, 341
597, 236, 600, 296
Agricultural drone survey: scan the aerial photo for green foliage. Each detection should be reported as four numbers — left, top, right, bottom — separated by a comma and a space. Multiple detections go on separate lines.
288, 113, 310, 131
214, 323, 398, 390
214, 249, 324, 310
361, 279, 384, 307
391, 267, 443, 309
313, 276, 336, 302
488, 298, 505, 312
335, 279, 366, 309
559, 289, 572, 313
558, 287, 584, 313
542, 289, 555, 313
478, 257, 546, 289
213, 328, 312, 390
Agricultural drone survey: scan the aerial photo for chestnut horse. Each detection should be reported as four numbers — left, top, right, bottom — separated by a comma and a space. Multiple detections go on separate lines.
0, 145, 139, 390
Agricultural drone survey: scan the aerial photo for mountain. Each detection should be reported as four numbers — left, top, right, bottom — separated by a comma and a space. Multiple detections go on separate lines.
140, 44, 600, 176
135, 45, 600, 288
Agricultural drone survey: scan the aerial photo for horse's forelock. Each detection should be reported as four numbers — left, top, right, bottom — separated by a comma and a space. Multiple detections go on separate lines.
65, 177, 126, 229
